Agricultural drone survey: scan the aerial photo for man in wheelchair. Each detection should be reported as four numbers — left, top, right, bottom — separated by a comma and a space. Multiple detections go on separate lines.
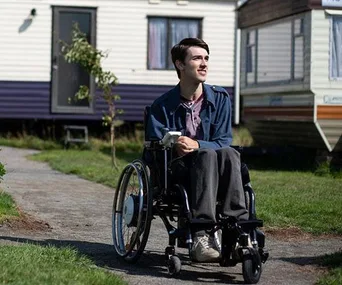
113, 37, 268, 283
146, 38, 249, 262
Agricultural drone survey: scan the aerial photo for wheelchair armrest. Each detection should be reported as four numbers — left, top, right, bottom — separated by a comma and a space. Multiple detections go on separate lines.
144, 131, 181, 149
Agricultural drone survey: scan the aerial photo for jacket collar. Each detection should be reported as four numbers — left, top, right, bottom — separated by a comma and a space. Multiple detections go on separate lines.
168, 83, 216, 113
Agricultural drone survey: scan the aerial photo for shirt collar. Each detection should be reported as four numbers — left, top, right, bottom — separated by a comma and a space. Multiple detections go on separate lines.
168, 83, 216, 113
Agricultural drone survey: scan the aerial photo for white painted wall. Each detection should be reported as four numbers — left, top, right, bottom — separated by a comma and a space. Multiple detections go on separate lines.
311, 9, 342, 93
0, 0, 237, 86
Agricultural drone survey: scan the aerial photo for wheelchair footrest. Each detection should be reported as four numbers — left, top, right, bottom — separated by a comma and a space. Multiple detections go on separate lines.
190, 218, 215, 225
237, 219, 263, 230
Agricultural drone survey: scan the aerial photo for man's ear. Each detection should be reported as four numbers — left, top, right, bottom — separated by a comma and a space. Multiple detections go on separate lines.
175, 60, 184, 71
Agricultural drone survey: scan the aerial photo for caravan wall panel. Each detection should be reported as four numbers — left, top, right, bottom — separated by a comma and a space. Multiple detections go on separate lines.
311, 10, 342, 152
0, 80, 234, 122
0, 0, 237, 122
0, 0, 236, 86
311, 10, 342, 90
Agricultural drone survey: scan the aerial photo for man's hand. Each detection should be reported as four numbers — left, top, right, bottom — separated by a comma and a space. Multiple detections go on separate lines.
175, 136, 199, 156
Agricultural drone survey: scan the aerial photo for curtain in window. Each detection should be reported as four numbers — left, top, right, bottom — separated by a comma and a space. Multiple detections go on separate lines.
169, 20, 200, 68
331, 16, 342, 78
148, 18, 167, 69
170, 20, 199, 45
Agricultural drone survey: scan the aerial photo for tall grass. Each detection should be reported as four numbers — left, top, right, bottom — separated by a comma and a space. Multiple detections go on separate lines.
0, 244, 126, 285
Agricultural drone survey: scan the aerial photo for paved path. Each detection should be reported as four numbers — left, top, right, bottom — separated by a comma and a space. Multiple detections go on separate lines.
0, 146, 341, 285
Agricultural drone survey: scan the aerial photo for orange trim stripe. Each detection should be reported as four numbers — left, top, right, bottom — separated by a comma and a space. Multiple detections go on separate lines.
244, 106, 313, 118
317, 105, 342, 119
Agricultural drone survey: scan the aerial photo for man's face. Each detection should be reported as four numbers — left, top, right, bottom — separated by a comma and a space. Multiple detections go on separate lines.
178, 46, 209, 84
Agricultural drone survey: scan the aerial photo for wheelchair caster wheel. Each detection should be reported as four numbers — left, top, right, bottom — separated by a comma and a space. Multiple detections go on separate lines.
167, 255, 181, 276
242, 250, 262, 284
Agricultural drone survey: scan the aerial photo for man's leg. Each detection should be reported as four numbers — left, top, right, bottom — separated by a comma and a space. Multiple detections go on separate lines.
170, 149, 220, 262
188, 148, 219, 222
216, 147, 248, 220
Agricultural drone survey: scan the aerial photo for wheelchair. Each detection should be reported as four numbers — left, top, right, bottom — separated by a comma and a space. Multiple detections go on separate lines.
112, 110, 269, 284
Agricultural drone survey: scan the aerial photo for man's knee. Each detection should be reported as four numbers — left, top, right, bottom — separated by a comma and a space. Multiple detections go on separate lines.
216, 147, 240, 162
189, 148, 217, 169
196, 148, 217, 161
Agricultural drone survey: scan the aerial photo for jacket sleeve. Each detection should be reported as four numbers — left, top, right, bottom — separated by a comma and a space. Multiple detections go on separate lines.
197, 93, 233, 149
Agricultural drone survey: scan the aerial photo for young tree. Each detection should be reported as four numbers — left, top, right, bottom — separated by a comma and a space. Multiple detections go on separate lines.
61, 24, 122, 168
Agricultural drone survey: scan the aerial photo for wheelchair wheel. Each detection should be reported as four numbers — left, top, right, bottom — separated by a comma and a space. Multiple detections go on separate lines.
242, 249, 262, 284
112, 159, 152, 263
167, 255, 181, 276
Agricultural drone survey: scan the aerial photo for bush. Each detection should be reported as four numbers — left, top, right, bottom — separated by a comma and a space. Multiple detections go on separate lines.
0, 148, 5, 182
0, 162, 4, 181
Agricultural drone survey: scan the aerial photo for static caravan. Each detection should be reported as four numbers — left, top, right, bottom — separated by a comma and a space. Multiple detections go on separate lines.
237, 0, 342, 153
0, 0, 238, 127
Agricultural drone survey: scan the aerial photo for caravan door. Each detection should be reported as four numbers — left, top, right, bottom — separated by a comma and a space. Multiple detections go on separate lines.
51, 6, 96, 114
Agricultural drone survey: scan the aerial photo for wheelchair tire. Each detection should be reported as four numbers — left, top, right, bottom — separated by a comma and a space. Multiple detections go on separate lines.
167, 255, 181, 276
112, 159, 152, 263
242, 250, 262, 284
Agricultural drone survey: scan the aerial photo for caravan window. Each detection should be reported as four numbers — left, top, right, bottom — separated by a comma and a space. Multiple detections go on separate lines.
244, 16, 305, 86
330, 16, 342, 79
148, 17, 201, 70
294, 18, 304, 80
246, 30, 256, 84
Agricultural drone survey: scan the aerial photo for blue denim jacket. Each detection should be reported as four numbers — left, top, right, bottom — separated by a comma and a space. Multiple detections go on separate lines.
146, 83, 233, 149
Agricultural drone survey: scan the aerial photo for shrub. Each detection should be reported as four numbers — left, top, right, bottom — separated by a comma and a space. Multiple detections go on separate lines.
0, 162, 4, 181
0, 149, 5, 182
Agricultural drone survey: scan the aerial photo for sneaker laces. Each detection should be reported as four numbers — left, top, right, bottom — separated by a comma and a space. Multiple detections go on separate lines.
196, 235, 211, 249
196, 235, 217, 249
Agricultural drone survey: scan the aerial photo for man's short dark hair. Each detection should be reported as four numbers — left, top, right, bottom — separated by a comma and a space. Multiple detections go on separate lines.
171, 38, 209, 79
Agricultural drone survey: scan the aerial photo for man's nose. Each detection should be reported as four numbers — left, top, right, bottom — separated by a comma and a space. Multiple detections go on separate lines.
200, 59, 207, 66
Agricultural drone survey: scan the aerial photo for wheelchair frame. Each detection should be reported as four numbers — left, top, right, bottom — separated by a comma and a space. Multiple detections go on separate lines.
112, 113, 268, 284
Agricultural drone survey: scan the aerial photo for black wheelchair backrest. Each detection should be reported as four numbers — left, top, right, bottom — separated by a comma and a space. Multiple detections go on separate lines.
144, 106, 151, 141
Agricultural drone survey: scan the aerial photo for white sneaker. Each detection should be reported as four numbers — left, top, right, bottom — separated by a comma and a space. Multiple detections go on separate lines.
191, 234, 220, 262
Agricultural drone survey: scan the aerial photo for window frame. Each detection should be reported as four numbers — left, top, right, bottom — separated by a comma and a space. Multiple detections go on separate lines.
244, 16, 305, 87
147, 16, 203, 70
245, 29, 258, 85
292, 18, 304, 80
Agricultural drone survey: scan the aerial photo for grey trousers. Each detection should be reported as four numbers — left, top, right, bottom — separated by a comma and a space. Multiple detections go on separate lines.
171, 147, 248, 223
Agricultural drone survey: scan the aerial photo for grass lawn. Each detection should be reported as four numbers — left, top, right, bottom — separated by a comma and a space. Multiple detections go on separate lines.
0, 191, 20, 222
1, 134, 341, 284
251, 170, 342, 235
30, 149, 138, 188
0, 144, 127, 285
0, 244, 126, 285
0, 191, 127, 285
30, 148, 342, 235
317, 251, 342, 285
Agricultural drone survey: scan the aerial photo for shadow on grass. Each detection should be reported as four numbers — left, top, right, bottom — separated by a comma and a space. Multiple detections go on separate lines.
239, 146, 317, 172
114, 145, 341, 176
0, 235, 245, 284
280, 251, 342, 271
